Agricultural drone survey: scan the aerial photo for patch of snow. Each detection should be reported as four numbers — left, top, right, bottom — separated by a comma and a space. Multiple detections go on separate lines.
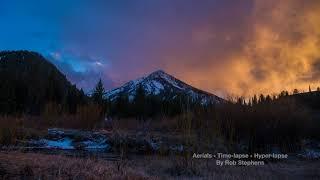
150, 80, 163, 95
148, 140, 160, 151
45, 138, 74, 150
201, 98, 207, 105
145, 83, 152, 93
26, 129, 111, 151
298, 149, 320, 159
48, 128, 65, 136
188, 90, 198, 99
152, 80, 164, 90
82, 140, 109, 150
170, 144, 184, 152
128, 95, 135, 101
160, 74, 184, 90
105, 88, 121, 97
123, 78, 144, 90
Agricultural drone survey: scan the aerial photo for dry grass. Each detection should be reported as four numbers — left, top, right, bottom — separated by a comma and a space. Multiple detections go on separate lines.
0, 151, 319, 180
42, 103, 104, 129
0, 151, 150, 180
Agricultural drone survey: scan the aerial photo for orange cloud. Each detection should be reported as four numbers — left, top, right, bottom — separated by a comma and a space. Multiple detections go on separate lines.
165, 0, 320, 97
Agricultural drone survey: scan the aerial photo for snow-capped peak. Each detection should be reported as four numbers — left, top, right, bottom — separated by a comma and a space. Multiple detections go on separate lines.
104, 70, 224, 104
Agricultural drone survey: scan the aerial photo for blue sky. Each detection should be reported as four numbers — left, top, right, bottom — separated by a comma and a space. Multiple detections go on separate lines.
0, 0, 112, 90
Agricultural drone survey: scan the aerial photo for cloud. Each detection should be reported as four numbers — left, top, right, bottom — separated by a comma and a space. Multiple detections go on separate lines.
45, 51, 115, 91
160, 0, 320, 96
2, 0, 320, 96
232, 0, 320, 95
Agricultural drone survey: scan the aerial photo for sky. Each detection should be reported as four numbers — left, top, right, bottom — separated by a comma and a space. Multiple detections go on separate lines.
1, 0, 320, 97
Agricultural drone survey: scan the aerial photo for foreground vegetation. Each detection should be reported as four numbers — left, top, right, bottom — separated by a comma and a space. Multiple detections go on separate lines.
0, 151, 319, 180
1, 94, 319, 154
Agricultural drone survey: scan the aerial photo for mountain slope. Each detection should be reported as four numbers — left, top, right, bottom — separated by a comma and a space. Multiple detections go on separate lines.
286, 91, 320, 110
105, 70, 224, 104
0, 50, 84, 114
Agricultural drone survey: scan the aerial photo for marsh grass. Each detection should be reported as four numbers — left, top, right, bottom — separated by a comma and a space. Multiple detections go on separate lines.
1, 152, 319, 179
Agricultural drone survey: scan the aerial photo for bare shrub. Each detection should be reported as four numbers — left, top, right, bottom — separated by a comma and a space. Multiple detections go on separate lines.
201, 97, 314, 153
0, 116, 19, 146
42, 102, 62, 126
76, 103, 104, 129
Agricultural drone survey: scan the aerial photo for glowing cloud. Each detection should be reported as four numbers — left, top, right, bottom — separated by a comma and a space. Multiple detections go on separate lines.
165, 0, 320, 97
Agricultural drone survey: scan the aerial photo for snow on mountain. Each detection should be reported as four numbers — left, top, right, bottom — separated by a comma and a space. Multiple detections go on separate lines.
104, 70, 224, 104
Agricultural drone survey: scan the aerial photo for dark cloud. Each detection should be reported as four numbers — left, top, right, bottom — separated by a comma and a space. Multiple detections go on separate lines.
250, 68, 268, 82
45, 52, 115, 91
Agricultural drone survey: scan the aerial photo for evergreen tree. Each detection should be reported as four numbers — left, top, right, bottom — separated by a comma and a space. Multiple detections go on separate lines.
114, 92, 129, 118
79, 88, 86, 104
248, 99, 252, 106
237, 97, 244, 105
272, 95, 277, 101
285, 91, 289, 96
92, 78, 105, 105
259, 94, 265, 103
134, 84, 146, 120
279, 91, 289, 97
252, 94, 258, 105
265, 95, 272, 102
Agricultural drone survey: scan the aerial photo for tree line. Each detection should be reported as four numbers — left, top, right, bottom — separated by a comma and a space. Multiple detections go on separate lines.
93, 79, 207, 120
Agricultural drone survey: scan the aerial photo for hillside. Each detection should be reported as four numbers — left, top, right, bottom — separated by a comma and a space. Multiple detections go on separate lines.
289, 91, 320, 110
0, 50, 85, 114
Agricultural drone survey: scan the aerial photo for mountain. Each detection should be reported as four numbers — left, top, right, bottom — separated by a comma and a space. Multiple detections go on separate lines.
105, 70, 224, 104
0, 50, 85, 114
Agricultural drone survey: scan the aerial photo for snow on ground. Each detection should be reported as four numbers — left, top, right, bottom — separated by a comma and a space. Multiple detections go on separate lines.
45, 138, 75, 150
82, 140, 109, 150
299, 149, 320, 159
105, 88, 121, 97
128, 95, 135, 101
160, 73, 184, 90
31, 138, 109, 151
29, 129, 110, 151
151, 80, 164, 95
